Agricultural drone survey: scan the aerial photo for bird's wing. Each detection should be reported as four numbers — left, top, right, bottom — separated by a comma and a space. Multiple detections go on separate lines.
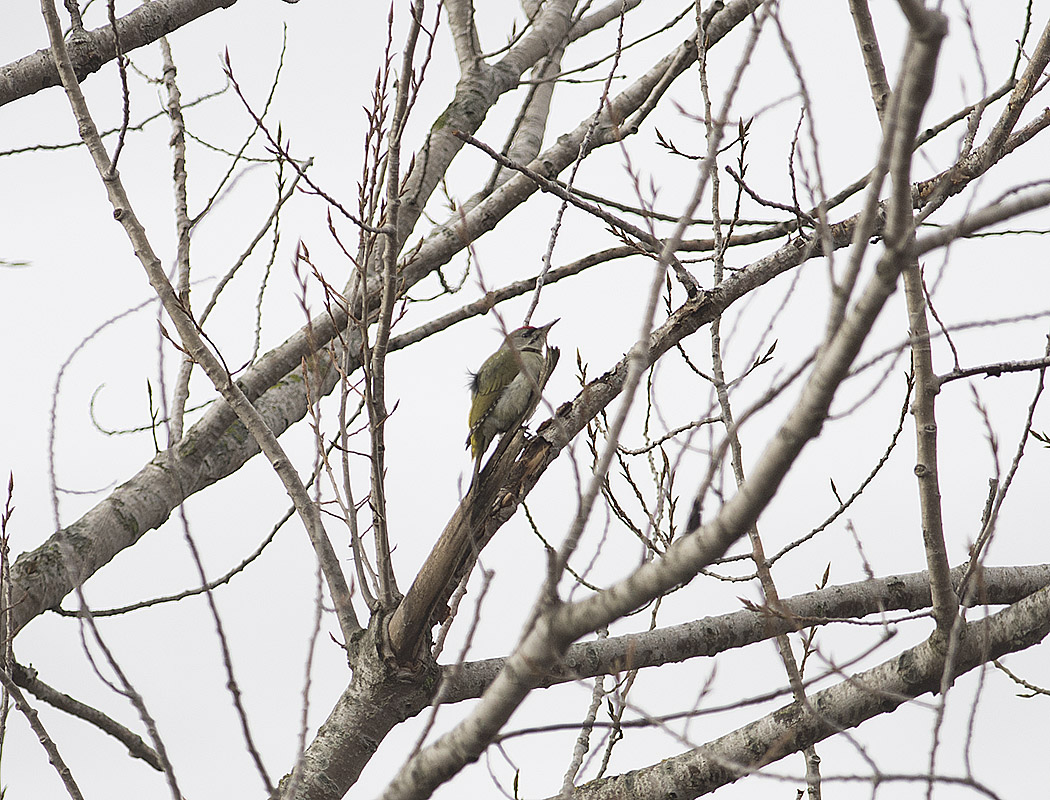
467, 354, 514, 430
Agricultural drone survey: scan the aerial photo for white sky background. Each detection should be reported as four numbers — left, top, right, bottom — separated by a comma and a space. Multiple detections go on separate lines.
2, 1, 1050, 798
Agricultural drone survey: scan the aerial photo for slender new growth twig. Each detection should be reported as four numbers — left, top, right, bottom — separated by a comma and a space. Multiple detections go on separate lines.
282, 566, 327, 800
0, 85, 231, 158
194, 31, 289, 228
174, 504, 275, 792
64, 578, 184, 799
528, 0, 629, 326
454, 130, 694, 290
55, 501, 297, 617
199, 166, 306, 328
104, 0, 131, 175
366, 0, 425, 608
0, 667, 86, 800
962, 334, 1050, 595
928, 330, 1050, 800
699, 3, 821, 795
995, 658, 1050, 697
0, 473, 14, 767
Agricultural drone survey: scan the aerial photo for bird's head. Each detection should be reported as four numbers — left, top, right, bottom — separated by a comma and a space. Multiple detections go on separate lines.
508, 319, 558, 351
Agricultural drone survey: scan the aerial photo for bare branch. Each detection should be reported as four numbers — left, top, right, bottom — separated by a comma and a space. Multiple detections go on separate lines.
979, 14, 1050, 168
440, 563, 1050, 703
12, 661, 163, 770
567, 582, 1050, 800
848, 0, 891, 119
2, 0, 239, 106
446, 0, 483, 71
938, 355, 1050, 387
366, 0, 425, 608
0, 667, 86, 800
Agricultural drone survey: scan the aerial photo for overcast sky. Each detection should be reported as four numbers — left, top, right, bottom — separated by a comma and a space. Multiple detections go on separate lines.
3, 2, 1050, 799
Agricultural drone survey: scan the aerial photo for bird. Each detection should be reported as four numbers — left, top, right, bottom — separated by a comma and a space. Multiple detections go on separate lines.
466, 320, 560, 487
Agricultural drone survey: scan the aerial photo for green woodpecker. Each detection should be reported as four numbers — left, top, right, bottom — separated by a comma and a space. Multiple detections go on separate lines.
467, 320, 560, 484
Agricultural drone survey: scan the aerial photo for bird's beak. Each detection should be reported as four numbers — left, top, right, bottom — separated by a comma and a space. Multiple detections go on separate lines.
540, 318, 559, 333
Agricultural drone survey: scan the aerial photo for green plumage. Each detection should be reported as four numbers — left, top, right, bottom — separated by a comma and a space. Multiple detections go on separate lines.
466, 321, 559, 484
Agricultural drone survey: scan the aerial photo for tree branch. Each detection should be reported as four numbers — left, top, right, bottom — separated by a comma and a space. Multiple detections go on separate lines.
1, 0, 237, 107
11, 662, 163, 771
445, 0, 483, 71
567, 581, 1050, 800
0, 666, 85, 800
439, 564, 1050, 704
847, 0, 891, 119
978, 14, 1050, 168
885, 4, 957, 639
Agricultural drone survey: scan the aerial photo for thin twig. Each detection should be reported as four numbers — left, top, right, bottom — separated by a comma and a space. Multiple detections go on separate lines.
0, 666, 86, 800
